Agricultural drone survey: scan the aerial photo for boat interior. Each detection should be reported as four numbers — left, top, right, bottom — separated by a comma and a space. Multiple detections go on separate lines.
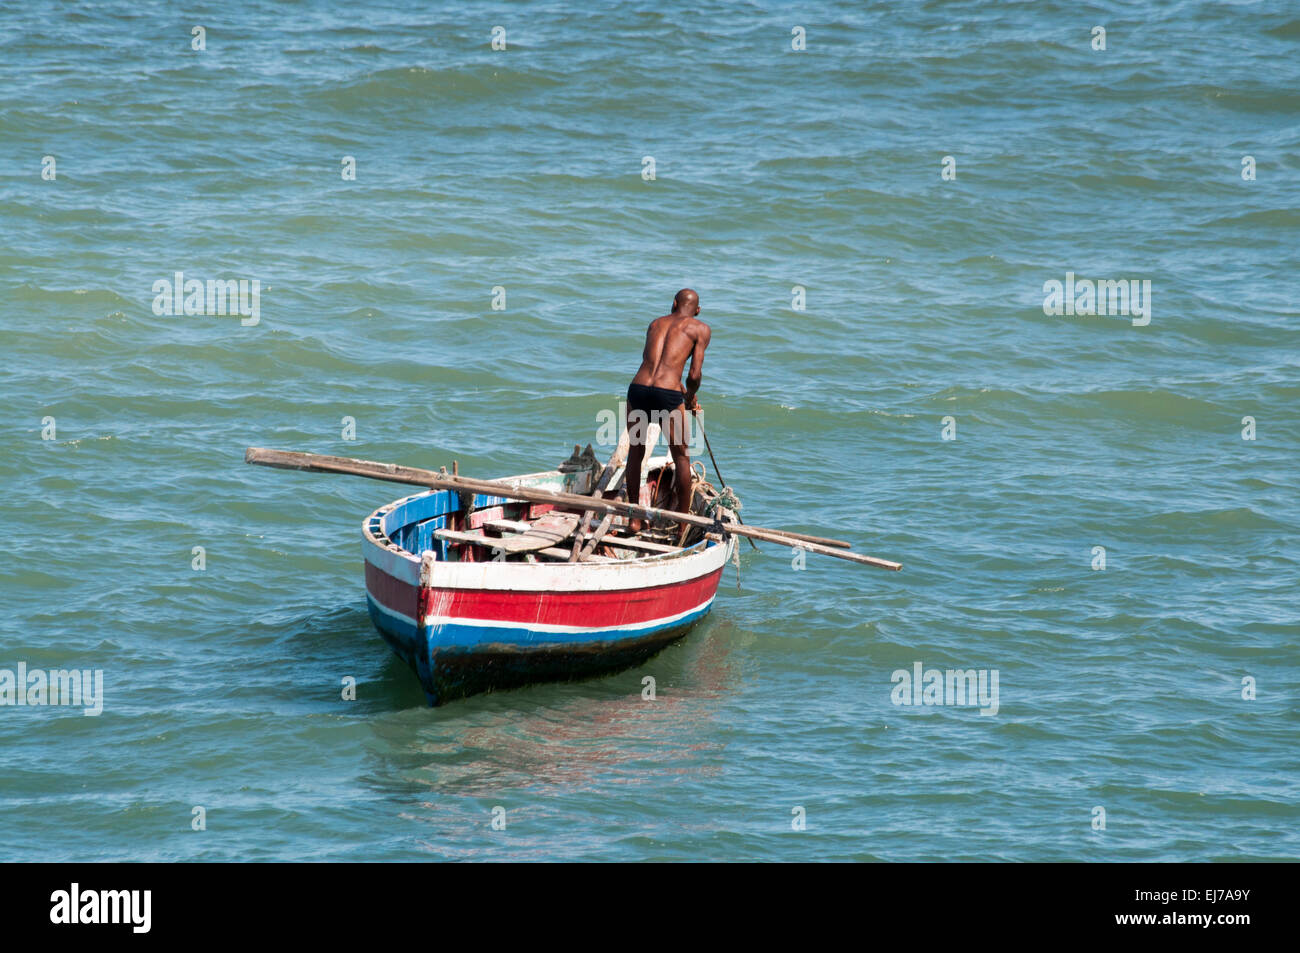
366, 446, 737, 566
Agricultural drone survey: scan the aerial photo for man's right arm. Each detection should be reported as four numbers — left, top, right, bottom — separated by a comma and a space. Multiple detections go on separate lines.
683, 325, 710, 409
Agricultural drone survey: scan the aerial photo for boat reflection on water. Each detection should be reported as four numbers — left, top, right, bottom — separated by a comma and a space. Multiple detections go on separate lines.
364, 618, 750, 856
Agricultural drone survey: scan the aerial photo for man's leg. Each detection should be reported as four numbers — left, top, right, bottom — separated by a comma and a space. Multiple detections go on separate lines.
624, 408, 647, 534
666, 406, 693, 524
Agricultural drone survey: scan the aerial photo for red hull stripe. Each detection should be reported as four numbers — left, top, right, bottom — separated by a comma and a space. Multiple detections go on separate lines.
365, 560, 419, 620
427, 570, 723, 629
364, 561, 723, 630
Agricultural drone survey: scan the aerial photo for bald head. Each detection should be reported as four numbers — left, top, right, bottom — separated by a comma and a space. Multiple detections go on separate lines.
673, 288, 700, 315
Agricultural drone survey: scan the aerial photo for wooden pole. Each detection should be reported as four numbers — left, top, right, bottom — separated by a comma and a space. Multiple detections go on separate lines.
244, 447, 902, 571
570, 427, 632, 561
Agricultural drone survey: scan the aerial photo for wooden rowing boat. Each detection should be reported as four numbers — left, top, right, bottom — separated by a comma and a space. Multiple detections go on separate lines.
245, 429, 901, 706
359, 444, 739, 705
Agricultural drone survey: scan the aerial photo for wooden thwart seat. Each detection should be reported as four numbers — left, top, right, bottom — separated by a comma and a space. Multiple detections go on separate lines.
596, 535, 681, 554
437, 512, 580, 554
433, 528, 615, 564
481, 518, 534, 534
452, 512, 687, 563
534, 547, 615, 564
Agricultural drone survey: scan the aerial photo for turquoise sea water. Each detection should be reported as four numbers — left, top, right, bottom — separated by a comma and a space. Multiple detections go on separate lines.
1, 0, 1297, 861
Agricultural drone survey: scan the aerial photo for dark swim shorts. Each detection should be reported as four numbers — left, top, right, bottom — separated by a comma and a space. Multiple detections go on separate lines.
627, 383, 685, 413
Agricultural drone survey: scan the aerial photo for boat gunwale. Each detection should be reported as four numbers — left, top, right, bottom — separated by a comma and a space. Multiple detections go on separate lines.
361, 455, 722, 572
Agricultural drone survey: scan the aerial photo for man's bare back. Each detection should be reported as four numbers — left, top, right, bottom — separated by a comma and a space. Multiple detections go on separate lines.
622, 289, 712, 534
631, 310, 710, 400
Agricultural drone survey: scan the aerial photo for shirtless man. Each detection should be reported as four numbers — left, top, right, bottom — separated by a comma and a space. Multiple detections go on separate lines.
622, 288, 711, 534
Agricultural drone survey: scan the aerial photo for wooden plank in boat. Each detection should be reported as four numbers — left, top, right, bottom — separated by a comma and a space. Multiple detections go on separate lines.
534, 546, 615, 564
595, 535, 681, 554
576, 510, 616, 562
438, 512, 579, 554
483, 519, 677, 558
465, 504, 508, 530
501, 511, 581, 551
484, 517, 673, 555
433, 528, 498, 548
432, 530, 616, 563
482, 518, 534, 534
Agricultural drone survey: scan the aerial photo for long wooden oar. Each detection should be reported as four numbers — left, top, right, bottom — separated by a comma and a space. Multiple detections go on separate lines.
245, 447, 901, 571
